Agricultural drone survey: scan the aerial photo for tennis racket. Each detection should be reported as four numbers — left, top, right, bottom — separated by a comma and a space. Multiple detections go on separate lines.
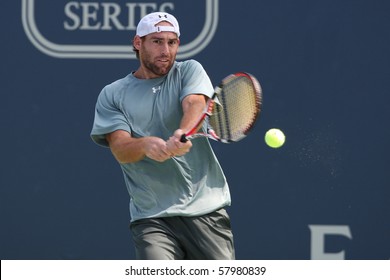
180, 72, 262, 143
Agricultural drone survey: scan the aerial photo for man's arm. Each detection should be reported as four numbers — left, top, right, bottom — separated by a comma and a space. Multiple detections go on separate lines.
107, 94, 207, 163
106, 130, 173, 164
179, 94, 208, 132
167, 94, 207, 156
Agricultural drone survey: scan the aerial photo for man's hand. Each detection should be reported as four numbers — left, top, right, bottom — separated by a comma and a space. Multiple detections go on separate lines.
144, 137, 175, 162
166, 129, 193, 157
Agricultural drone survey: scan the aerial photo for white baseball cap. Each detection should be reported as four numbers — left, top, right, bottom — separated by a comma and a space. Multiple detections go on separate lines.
136, 12, 180, 37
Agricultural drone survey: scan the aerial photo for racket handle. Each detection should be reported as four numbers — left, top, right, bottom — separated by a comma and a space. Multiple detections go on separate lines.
180, 134, 188, 143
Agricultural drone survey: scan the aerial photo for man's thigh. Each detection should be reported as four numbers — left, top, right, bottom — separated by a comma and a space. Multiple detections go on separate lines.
180, 208, 235, 260
130, 209, 235, 260
130, 218, 185, 260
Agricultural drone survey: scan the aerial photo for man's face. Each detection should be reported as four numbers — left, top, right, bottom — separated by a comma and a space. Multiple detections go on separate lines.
136, 22, 180, 78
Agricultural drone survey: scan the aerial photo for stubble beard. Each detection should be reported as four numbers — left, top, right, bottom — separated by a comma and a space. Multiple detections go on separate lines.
142, 54, 175, 77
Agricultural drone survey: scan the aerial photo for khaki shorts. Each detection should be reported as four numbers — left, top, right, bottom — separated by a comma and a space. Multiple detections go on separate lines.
130, 208, 235, 260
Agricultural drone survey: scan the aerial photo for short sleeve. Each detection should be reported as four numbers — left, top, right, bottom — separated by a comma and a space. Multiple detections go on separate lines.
90, 86, 130, 147
179, 60, 214, 102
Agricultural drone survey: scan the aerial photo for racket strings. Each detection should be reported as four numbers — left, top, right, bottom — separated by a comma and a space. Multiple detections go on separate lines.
210, 74, 261, 142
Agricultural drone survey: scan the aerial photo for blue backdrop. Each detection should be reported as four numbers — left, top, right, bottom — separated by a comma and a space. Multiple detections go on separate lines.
1, 0, 389, 260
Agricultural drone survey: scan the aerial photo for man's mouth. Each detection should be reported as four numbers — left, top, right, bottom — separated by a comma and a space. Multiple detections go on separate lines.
157, 57, 169, 63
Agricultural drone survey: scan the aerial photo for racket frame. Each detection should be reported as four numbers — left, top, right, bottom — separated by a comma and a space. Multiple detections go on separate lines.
180, 72, 261, 143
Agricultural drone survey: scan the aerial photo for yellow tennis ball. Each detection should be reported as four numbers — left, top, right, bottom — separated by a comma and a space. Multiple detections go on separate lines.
265, 128, 286, 148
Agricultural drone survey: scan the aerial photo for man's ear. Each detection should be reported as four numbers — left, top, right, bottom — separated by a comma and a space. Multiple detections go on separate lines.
133, 35, 142, 50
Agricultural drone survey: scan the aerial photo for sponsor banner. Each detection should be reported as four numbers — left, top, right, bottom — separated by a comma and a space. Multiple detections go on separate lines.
22, 0, 219, 59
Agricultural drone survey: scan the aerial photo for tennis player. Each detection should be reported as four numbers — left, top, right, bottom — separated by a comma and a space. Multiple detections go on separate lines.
91, 12, 235, 260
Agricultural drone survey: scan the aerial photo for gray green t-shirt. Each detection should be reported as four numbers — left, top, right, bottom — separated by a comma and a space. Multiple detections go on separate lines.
91, 60, 231, 222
